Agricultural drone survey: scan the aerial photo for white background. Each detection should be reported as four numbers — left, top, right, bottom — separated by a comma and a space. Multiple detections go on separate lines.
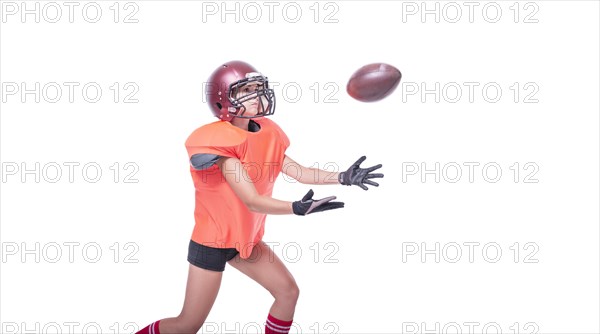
1, 1, 599, 333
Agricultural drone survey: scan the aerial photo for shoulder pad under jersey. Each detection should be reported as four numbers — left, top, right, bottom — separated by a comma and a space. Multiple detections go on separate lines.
186, 121, 248, 148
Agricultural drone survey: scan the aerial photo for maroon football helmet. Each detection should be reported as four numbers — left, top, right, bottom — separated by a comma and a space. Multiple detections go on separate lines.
205, 61, 276, 121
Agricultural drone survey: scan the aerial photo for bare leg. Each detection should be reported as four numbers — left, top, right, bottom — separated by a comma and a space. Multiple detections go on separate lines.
227, 241, 299, 320
158, 264, 223, 334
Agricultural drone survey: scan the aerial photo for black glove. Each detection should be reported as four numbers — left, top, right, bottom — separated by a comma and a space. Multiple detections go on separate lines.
292, 189, 345, 216
339, 156, 384, 190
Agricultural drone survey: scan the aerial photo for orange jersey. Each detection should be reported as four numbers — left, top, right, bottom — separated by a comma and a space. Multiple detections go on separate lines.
184, 117, 290, 259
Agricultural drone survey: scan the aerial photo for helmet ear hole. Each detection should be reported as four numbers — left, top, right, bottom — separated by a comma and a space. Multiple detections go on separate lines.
215, 102, 222, 110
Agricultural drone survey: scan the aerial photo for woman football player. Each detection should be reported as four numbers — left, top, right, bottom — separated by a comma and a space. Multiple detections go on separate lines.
136, 60, 383, 334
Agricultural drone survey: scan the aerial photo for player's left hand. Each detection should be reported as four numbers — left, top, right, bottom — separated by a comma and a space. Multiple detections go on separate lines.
339, 156, 384, 190
292, 189, 345, 216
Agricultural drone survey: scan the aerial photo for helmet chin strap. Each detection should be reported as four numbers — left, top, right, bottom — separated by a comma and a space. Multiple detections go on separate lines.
227, 104, 267, 119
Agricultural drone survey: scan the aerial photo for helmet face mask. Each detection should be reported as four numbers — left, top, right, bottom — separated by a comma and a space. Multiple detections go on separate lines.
206, 61, 276, 121
227, 73, 276, 119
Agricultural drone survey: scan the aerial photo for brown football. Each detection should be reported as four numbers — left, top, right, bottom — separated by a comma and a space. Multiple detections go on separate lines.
346, 63, 402, 102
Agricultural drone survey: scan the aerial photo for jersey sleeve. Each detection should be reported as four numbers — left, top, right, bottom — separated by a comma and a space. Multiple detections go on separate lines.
185, 121, 247, 160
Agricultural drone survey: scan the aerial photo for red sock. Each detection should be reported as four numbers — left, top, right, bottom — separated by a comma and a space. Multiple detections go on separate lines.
265, 314, 292, 334
136, 320, 161, 334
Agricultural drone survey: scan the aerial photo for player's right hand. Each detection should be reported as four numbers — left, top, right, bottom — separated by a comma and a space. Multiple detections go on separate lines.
339, 156, 384, 190
292, 189, 344, 216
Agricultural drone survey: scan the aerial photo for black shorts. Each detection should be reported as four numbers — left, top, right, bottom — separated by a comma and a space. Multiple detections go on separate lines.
187, 240, 239, 272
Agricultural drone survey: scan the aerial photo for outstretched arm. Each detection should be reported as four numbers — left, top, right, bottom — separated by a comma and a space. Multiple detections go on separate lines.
217, 157, 344, 215
282, 155, 384, 190
282, 155, 340, 185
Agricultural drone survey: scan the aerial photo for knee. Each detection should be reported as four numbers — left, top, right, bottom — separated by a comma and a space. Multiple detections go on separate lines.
273, 281, 300, 304
290, 283, 300, 301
